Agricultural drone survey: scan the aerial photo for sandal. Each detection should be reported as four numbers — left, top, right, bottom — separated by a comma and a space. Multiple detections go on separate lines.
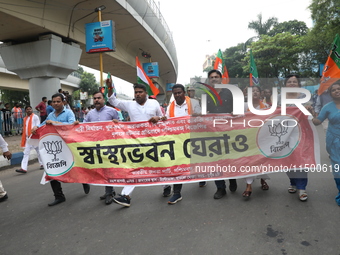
242, 191, 252, 197
261, 179, 269, 190
288, 185, 297, 193
299, 190, 308, 201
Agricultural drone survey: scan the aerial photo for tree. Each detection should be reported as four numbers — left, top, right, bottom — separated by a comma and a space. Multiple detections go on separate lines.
306, 0, 340, 64
78, 71, 99, 96
248, 13, 278, 37
0, 89, 29, 107
224, 44, 247, 78
268, 20, 309, 36
243, 33, 304, 79
203, 66, 213, 73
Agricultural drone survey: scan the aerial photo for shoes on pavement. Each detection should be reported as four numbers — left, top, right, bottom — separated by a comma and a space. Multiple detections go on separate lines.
105, 194, 113, 205
261, 179, 269, 190
163, 186, 171, 197
168, 193, 182, 204
214, 188, 227, 199
48, 197, 66, 206
113, 195, 131, 207
288, 185, 297, 193
15, 169, 27, 174
199, 182, 207, 187
100, 190, 116, 200
229, 179, 237, 192
40, 165, 44, 170
82, 184, 90, 194
0, 194, 8, 202
299, 190, 308, 201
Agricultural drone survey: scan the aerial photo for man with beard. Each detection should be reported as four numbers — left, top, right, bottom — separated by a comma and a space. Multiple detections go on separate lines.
108, 82, 163, 207
83, 91, 120, 205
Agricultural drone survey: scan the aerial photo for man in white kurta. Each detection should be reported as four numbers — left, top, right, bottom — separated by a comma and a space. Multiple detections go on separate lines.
15, 106, 43, 174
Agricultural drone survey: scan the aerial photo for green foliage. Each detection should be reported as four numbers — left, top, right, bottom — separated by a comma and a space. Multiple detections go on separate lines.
268, 20, 309, 36
77, 66, 84, 74
73, 90, 80, 100
244, 33, 304, 78
0, 89, 30, 107
248, 13, 278, 37
78, 71, 99, 95
203, 66, 213, 73
306, 0, 340, 63
223, 43, 247, 78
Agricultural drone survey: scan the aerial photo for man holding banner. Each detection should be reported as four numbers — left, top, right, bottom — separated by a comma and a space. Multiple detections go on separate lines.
206, 69, 237, 199
32, 93, 91, 206
108, 82, 164, 207
83, 91, 120, 205
166, 84, 201, 204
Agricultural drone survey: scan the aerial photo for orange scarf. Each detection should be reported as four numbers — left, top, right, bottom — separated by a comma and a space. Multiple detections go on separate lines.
21, 114, 33, 147
13, 107, 22, 118
247, 101, 267, 111
169, 96, 192, 117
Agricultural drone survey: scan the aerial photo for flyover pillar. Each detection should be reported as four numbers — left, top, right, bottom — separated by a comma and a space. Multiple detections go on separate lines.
0, 34, 82, 110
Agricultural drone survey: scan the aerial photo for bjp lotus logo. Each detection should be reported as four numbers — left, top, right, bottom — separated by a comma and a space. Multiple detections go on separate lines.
43, 141, 62, 162
268, 123, 288, 145
257, 115, 301, 159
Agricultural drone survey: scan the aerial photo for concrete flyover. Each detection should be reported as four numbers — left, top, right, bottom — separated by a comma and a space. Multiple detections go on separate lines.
0, 0, 178, 106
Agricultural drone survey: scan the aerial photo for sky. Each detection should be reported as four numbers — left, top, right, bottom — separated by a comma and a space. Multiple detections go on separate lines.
157, 0, 313, 84
84, 0, 313, 97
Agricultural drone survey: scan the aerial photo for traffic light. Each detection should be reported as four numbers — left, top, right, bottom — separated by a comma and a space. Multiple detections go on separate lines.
142, 51, 151, 59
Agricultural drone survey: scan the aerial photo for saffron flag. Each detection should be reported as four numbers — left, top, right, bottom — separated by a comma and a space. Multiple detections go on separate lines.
213, 49, 229, 84
136, 56, 159, 96
318, 34, 340, 95
33, 109, 319, 186
214, 49, 223, 72
250, 49, 260, 87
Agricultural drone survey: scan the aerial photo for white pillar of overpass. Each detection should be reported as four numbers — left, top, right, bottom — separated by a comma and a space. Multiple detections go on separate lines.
0, 34, 82, 110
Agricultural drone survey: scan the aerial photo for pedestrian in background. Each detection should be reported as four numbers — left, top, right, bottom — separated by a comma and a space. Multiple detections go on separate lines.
15, 106, 43, 174
35, 97, 48, 122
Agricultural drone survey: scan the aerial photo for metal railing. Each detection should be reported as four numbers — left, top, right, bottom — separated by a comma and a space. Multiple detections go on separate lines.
0, 110, 41, 136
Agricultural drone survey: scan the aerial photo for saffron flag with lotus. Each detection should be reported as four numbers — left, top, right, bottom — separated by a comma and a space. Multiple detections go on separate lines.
33, 108, 319, 186
318, 34, 340, 95
214, 49, 230, 84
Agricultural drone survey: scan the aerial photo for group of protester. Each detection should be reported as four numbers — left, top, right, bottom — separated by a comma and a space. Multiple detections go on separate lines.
0, 70, 339, 209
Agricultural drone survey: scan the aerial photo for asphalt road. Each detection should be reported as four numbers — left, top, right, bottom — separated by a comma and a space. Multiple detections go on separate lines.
1, 125, 339, 255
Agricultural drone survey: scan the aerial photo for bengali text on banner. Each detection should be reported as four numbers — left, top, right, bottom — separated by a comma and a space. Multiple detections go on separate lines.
33, 108, 320, 186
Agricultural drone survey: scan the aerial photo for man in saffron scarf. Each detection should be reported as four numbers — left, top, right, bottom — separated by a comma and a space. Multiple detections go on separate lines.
15, 106, 43, 174
166, 84, 201, 204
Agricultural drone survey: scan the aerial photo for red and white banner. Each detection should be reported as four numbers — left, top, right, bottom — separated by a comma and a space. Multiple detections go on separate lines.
33, 108, 319, 186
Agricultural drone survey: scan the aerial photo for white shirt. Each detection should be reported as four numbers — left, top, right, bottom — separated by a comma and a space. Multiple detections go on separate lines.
191, 98, 201, 114
25, 114, 40, 137
0, 134, 9, 152
109, 94, 162, 122
166, 98, 201, 118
